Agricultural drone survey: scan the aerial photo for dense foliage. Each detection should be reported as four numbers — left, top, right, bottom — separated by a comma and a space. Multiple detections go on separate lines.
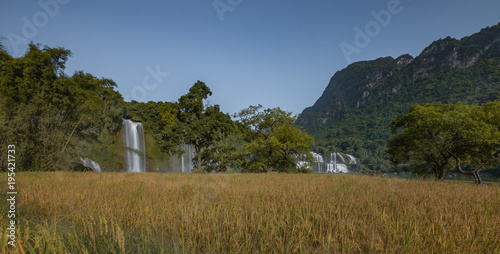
0, 43, 314, 173
173, 81, 235, 171
128, 101, 315, 173
298, 23, 500, 173
234, 105, 314, 173
3, 23, 499, 175
388, 102, 500, 182
0, 43, 126, 171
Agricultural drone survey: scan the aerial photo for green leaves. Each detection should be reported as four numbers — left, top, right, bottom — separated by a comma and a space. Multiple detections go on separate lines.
170, 81, 235, 171
388, 102, 500, 181
235, 105, 314, 173
300, 51, 500, 173
0, 43, 125, 171
178, 80, 212, 120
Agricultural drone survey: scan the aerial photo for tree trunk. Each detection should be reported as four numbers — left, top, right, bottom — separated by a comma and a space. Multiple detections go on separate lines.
473, 171, 482, 185
197, 151, 202, 172
435, 166, 445, 181
267, 150, 273, 173
450, 153, 491, 186
447, 147, 500, 185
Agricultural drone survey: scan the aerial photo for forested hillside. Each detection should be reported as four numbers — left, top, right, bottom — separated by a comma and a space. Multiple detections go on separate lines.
0, 43, 313, 173
297, 23, 500, 172
0, 43, 126, 171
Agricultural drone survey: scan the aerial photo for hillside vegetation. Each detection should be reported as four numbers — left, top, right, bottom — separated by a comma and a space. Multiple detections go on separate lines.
297, 23, 500, 172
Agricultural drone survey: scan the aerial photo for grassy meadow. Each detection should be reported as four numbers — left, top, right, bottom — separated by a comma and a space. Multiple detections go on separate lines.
1, 172, 499, 253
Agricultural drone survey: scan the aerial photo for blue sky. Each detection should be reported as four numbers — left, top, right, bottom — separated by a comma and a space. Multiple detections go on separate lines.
1, 0, 499, 115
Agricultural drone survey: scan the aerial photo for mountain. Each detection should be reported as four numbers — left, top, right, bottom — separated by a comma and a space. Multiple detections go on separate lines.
297, 22, 500, 172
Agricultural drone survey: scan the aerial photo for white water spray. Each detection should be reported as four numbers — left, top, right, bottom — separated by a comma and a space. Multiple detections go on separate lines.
181, 144, 196, 172
347, 154, 357, 165
297, 151, 357, 173
122, 119, 146, 173
80, 157, 101, 172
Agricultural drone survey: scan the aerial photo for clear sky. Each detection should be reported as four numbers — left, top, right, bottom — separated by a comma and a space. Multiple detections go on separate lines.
1, 0, 499, 115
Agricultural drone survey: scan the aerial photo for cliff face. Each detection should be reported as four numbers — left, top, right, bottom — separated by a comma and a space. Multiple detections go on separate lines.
297, 23, 500, 133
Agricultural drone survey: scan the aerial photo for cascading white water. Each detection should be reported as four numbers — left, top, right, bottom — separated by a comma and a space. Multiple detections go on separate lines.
331, 152, 345, 164
326, 152, 350, 173
347, 154, 357, 165
296, 151, 357, 173
311, 152, 324, 173
311, 152, 324, 163
326, 162, 349, 173
122, 119, 146, 173
80, 157, 101, 172
181, 144, 196, 172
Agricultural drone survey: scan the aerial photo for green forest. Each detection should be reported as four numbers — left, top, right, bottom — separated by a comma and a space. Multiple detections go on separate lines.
1, 41, 499, 180
297, 24, 500, 175
307, 57, 500, 172
388, 102, 500, 184
0, 43, 314, 173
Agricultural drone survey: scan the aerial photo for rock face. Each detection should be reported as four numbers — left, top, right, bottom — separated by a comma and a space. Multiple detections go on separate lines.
297, 23, 500, 133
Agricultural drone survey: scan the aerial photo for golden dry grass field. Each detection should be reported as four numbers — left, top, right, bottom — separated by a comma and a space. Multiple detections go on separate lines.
1, 172, 499, 253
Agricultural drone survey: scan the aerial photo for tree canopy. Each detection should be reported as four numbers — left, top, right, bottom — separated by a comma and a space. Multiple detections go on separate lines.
0, 43, 125, 171
234, 105, 314, 173
387, 102, 500, 183
300, 54, 500, 173
174, 81, 235, 172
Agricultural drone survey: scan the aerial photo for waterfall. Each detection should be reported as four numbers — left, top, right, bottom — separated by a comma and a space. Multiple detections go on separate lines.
347, 154, 357, 164
326, 152, 353, 173
326, 163, 349, 173
181, 144, 196, 172
295, 151, 359, 174
311, 152, 324, 163
122, 119, 146, 173
331, 152, 346, 164
80, 157, 101, 172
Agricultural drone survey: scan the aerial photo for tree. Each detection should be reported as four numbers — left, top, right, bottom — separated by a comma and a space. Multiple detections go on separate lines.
0, 43, 124, 171
126, 100, 180, 153
235, 105, 314, 173
447, 101, 500, 184
201, 144, 236, 173
176, 81, 235, 171
388, 104, 456, 179
388, 102, 500, 182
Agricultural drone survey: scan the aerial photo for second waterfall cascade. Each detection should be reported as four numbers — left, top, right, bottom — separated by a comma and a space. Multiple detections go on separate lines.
297, 152, 357, 173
